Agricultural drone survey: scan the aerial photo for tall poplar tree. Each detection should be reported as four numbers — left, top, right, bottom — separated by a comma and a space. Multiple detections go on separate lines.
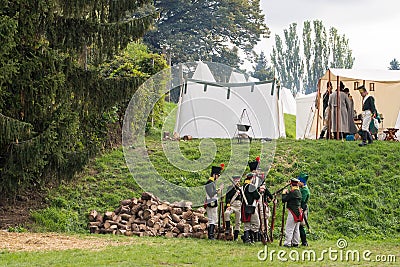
272, 20, 354, 94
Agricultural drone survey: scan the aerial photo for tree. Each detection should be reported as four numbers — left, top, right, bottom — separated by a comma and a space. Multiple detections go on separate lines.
0, 0, 161, 197
389, 58, 400, 70
272, 20, 354, 94
144, 0, 269, 67
251, 51, 274, 81
271, 23, 304, 95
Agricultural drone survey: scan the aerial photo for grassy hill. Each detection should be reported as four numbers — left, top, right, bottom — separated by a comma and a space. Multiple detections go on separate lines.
29, 132, 400, 240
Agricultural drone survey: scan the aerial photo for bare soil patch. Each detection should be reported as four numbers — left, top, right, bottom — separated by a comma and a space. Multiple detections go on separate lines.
0, 231, 136, 252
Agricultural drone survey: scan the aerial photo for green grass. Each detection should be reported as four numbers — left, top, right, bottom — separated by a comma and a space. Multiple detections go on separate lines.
284, 113, 296, 138
1, 236, 399, 266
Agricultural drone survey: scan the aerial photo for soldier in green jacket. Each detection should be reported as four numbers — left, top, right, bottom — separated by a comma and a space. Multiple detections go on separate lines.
282, 178, 302, 247
298, 173, 310, 246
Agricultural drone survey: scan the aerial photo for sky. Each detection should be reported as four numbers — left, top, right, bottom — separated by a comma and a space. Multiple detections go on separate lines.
256, 0, 400, 70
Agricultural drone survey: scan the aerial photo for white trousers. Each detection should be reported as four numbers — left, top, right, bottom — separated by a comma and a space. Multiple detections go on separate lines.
224, 200, 242, 230
206, 206, 218, 225
284, 211, 300, 246
361, 110, 372, 131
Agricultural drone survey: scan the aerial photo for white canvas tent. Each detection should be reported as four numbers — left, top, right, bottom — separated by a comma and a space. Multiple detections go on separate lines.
296, 92, 317, 139
281, 87, 296, 115
300, 68, 400, 139
174, 62, 286, 139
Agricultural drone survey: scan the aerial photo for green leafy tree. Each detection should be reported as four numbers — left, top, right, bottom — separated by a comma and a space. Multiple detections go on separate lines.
389, 58, 400, 70
144, 0, 269, 67
272, 20, 354, 94
251, 51, 274, 81
0, 0, 160, 197
271, 23, 304, 95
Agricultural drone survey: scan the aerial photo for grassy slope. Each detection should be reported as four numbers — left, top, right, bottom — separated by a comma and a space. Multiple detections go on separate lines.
30, 139, 400, 240
29, 104, 400, 240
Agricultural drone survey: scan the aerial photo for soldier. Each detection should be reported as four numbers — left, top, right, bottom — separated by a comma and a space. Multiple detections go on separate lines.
224, 175, 242, 241
241, 173, 261, 244
282, 178, 303, 247
205, 164, 224, 240
298, 173, 310, 246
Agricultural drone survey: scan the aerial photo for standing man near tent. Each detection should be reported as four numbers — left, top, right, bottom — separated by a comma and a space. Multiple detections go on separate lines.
328, 81, 352, 139
282, 178, 303, 247
205, 164, 224, 240
357, 85, 377, 146
298, 173, 310, 247
319, 81, 332, 139
343, 87, 358, 136
224, 175, 242, 241
241, 173, 261, 244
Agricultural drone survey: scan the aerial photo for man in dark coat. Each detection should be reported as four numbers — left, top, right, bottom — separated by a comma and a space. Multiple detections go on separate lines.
241, 173, 260, 244
282, 178, 302, 247
205, 164, 223, 240
357, 85, 377, 146
224, 175, 242, 240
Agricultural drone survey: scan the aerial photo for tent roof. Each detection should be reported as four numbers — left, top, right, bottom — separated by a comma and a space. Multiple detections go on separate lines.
321, 68, 400, 82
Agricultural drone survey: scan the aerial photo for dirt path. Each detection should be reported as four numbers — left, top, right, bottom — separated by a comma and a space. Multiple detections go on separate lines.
0, 231, 136, 252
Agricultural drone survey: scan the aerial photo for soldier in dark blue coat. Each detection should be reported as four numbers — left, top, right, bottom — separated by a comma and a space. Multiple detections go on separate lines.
205, 164, 223, 240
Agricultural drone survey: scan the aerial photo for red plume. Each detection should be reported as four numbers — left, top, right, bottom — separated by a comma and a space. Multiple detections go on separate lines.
220, 163, 225, 170
255, 156, 260, 162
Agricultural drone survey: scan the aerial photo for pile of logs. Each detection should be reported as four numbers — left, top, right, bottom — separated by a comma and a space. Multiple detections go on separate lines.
88, 192, 209, 238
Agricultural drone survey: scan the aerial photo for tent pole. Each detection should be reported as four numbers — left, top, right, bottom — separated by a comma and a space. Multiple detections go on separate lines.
336, 77, 340, 140
315, 79, 321, 139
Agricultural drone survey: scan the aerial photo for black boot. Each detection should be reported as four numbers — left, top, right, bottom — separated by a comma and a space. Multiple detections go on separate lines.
225, 221, 231, 235
208, 224, 215, 240
359, 131, 367, 146
243, 230, 251, 244
233, 230, 239, 241
367, 131, 373, 144
249, 230, 255, 243
319, 130, 326, 139
300, 226, 308, 246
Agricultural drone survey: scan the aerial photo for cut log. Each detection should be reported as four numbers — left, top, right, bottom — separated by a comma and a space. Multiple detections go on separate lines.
147, 217, 159, 227
142, 209, 154, 220
139, 224, 147, 232
171, 208, 183, 215
120, 214, 131, 221
171, 227, 180, 234
131, 224, 140, 232
131, 204, 142, 215
171, 214, 181, 223
120, 205, 130, 214
192, 225, 203, 232
89, 225, 99, 234
89, 210, 98, 222
120, 199, 132, 206
182, 210, 193, 220
197, 214, 208, 223
104, 211, 114, 220
150, 204, 158, 212
157, 203, 170, 213
95, 214, 104, 223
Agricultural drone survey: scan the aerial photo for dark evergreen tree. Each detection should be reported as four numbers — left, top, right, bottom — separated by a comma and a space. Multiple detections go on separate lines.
389, 58, 400, 70
0, 0, 163, 197
251, 51, 274, 81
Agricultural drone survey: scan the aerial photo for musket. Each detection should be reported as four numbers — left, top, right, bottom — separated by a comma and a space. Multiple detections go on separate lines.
303, 210, 312, 233
273, 183, 290, 195
279, 202, 286, 246
257, 198, 267, 245
269, 198, 277, 242
261, 192, 270, 243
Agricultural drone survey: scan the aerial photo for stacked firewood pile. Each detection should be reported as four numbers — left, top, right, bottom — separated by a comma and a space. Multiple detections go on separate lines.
88, 192, 209, 238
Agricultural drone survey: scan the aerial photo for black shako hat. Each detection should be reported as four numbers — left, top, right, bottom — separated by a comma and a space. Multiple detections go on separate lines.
210, 163, 224, 176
